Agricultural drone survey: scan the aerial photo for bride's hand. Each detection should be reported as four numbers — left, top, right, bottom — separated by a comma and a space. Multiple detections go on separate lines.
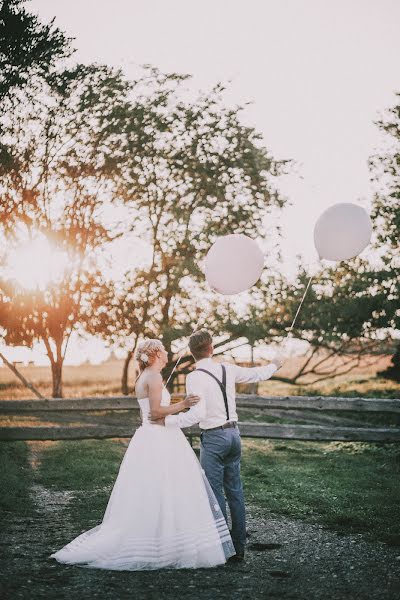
182, 394, 200, 409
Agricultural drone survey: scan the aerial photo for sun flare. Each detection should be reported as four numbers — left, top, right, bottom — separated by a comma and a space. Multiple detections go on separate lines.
6, 235, 70, 290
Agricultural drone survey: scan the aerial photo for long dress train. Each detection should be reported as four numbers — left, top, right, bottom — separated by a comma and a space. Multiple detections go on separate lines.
50, 388, 235, 570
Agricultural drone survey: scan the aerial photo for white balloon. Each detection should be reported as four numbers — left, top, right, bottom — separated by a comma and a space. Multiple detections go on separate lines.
205, 234, 264, 295
314, 203, 372, 261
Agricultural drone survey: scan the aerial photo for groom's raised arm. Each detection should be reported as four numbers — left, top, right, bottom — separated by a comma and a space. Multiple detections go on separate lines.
165, 372, 207, 429
232, 361, 281, 384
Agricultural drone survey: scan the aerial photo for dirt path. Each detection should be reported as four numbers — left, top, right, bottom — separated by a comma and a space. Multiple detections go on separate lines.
1, 479, 399, 600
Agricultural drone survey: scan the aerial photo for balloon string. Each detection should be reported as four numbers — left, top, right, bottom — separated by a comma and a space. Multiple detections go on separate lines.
165, 351, 184, 387
286, 274, 314, 337
165, 312, 206, 387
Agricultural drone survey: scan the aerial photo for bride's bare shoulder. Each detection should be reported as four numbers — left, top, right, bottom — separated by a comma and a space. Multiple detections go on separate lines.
146, 371, 163, 386
135, 370, 162, 397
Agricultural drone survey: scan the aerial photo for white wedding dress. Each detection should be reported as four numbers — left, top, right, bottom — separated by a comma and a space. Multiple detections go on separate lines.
50, 388, 235, 570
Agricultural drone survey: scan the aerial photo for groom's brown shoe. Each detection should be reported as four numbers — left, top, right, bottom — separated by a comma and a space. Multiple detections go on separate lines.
227, 554, 245, 564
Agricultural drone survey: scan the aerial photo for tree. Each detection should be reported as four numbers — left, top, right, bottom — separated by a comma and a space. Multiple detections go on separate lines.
0, 64, 140, 397
216, 251, 399, 387
0, 0, 72, 102
370, 93, 400, 380
257, 94, 400, 387
86, 69, 287, 393
276, 264, 392, 384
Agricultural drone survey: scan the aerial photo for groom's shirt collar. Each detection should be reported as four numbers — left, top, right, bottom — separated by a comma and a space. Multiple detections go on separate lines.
195, 357, 214, 369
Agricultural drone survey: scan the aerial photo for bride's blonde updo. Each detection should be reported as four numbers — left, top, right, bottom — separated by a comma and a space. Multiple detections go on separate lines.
136, 339, 164, 372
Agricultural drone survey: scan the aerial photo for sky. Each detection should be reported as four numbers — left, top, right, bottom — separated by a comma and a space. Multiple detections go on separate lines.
3, 0, 400, 365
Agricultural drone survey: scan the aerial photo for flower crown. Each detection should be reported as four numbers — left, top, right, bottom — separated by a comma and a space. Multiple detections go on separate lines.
136, 339, 163, 366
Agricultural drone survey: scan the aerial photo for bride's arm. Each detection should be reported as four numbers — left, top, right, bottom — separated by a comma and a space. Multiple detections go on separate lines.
148, 373, 199, 419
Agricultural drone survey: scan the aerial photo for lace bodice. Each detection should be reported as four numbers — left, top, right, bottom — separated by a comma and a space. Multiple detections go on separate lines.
137, 387, 171, 425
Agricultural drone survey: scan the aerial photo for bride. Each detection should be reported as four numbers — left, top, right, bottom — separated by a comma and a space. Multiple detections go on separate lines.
50, 339, 235, 570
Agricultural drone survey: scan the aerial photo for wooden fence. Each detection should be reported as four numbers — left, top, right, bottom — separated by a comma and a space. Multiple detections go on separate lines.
1, 394, 399, 442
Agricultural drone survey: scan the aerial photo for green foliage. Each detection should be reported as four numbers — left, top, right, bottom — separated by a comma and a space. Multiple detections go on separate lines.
264, 93, 400, 385
83, 69, 288, 386
0, 2, 290, 394
370, 93, 400, 260
0, 0, 72, 101
290, 261, 398, 345
369, 93, 400, 382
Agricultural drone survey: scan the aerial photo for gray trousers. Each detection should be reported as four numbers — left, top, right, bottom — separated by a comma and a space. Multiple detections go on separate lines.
200, 426, 246, 555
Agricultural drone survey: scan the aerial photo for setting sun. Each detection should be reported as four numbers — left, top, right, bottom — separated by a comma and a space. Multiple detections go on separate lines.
6, 234, 70, 290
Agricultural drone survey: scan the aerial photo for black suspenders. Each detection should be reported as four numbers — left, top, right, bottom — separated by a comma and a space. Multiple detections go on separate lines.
196, 364, 230, 421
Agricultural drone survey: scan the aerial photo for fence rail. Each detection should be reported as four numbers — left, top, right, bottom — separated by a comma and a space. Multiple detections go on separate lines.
0, 394, 399, 442
1, 394, 399, 413
1, 423, 398, 443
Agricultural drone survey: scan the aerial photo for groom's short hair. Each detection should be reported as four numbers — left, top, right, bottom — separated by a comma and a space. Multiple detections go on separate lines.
189, 330, 213, 360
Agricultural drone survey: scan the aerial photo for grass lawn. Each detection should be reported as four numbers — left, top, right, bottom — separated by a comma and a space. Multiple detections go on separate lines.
0, 441, 34, 518
241, 439, 400, 546
2, 437, 398, 549
1, 359, 399, 554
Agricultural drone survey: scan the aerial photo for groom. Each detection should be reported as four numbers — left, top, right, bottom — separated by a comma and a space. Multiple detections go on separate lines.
161, 329, 283, 562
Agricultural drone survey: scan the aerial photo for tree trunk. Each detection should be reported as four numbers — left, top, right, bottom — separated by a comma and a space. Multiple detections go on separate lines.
121, 349, 134, 395
378, 343, 400, 382
51, 361, 63, 398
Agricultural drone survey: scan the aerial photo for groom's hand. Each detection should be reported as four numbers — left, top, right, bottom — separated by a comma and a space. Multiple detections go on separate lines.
150, 416, 165, 426
273, 357, 284, 370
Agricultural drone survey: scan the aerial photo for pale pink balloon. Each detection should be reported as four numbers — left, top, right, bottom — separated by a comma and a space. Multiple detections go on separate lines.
314, 203, 372, 261
205, 234, 264, 295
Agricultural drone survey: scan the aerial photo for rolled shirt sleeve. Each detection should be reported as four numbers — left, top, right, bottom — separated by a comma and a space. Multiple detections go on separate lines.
233, 362, 279, 384
165, 373, 207, 429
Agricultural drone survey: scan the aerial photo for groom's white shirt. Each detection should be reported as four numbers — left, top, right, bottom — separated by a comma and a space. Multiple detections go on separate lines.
165, 357, 278, 430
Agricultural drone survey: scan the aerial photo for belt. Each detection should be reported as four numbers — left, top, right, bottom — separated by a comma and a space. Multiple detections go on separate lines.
201, 422, 237, 432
